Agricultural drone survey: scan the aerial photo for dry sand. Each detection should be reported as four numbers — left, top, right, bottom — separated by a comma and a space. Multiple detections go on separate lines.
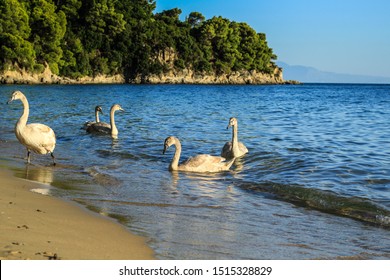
0, 168, 155, 260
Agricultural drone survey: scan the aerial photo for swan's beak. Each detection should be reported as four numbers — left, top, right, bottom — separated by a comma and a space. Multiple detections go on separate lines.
162, 144, 169, 155
226, 123, 232, 129
7, 97, 14, 104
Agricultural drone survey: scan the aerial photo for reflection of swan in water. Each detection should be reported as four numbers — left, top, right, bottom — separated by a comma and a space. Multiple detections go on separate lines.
167, 170, 235, 196
7, 90, 56, 165
87, 104, 124, 139
23, 165, 54, 195
163, 136, 235, 173
83, 105, 105, 130
111, 138, 120, 149
221, 117, 248, 160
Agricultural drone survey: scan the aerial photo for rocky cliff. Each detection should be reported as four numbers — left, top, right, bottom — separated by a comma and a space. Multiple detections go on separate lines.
137, 67, 284, 84
1, 65, 285, 85
0, 65, 125, 84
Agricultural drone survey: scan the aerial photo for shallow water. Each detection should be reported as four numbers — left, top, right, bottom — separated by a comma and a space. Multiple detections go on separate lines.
1, 83, 390, 259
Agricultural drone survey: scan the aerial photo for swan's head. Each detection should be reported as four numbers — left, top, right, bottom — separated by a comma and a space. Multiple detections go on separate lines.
111, 104, 124, 113
163, 136, 177, 154
227, 117, 238, 129
95, 105, 103, 114
7, 90, 25, 104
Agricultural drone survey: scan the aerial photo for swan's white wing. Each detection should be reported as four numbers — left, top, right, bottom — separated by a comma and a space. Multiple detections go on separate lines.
182, 154, 219, 166
23, 123, 56, 153
238, 141, 248, 153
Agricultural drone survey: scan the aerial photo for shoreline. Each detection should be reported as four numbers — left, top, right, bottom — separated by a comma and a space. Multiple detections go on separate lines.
0, 67, 300, 85
0, 167, 155, 260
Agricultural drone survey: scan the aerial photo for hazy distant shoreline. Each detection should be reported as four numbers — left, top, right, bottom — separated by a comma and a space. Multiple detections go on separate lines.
279, 62, 390, 84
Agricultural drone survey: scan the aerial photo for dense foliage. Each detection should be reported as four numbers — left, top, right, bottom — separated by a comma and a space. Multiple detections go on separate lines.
0, 0, 278, 81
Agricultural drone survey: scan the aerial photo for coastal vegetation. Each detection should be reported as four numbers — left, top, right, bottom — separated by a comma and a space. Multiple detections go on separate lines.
0, 0, 280, 83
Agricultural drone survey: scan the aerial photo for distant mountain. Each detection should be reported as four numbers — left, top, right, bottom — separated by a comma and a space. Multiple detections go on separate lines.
278, 62, 390, 84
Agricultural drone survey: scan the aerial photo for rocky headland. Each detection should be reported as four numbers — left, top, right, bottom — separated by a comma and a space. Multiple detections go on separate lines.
0, 65, 298, 85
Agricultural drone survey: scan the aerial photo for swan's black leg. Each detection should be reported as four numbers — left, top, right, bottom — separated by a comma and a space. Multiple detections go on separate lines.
26, 149, 31, 164
51, 152, 56, 166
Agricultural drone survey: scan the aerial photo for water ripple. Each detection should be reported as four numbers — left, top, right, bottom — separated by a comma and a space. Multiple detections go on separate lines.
2, 84, 390, 259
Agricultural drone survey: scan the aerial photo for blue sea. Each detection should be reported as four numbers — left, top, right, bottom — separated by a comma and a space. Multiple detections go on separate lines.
1, 83, 389, 259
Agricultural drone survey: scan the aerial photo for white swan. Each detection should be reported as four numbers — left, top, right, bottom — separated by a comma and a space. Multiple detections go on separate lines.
7, 90, 56, 165
163, 136, 235, 173
83, 105, 104, 130
86, 104, 124, 139
221, 117, 248, 159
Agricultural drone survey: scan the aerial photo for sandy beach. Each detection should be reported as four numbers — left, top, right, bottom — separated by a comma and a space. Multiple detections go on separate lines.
0, 167, 155, 260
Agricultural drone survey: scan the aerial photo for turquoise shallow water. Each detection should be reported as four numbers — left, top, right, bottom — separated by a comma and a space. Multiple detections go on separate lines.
1, 83, 390, 259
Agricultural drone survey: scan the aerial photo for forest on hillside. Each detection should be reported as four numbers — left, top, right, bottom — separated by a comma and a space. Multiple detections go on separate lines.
0, 0, 278, 82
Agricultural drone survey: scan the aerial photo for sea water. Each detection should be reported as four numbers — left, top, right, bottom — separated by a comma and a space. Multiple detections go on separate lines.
1, 83, 389, 259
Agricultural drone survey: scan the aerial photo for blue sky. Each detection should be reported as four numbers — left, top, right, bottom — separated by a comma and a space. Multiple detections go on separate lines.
155, 0, 390, 78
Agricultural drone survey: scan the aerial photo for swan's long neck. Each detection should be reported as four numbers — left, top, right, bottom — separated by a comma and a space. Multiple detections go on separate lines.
110, 109, 118, 138
169, 139, 181, 171
95, 110, 100, 123
231, 124, 240, 153
17, 96, 29, 129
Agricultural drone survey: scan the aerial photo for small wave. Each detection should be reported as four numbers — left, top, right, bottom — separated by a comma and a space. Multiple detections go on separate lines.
237, 181, 390, 228
31, 187, 51, 195
95, 149, 159, 162
364, 178, 390, 185
376, 215, 390, 225
77, 198, 223, 210
85, 167, 122, 187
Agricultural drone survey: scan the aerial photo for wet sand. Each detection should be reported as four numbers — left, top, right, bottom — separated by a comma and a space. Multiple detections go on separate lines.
0, 167, 155, 260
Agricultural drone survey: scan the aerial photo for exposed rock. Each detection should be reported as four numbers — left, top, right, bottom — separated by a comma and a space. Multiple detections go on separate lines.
0, 65, 125, 85
135, 67, 285, 85
1, 64, 291, 85
284, 80, 302, 85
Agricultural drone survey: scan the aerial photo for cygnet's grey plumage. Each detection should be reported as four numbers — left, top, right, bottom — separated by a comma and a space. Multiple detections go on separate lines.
87, 104, 124, 139
221, 117, 248, 159
83, 105, 105, 130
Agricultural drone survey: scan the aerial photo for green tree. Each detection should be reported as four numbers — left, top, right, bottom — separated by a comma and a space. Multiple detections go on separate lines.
115, 0, 156, 81
233, 23, 256, 70
57, 0, 82, 20
195, 16, 241, 74
252, 32, 277, 73
82, 0, 126, 75
186, 12, 205, 28
84, 0, 125, 41
22, 0, 67, 74
0, 0, 279, 81
0, 0, 36, 70
56, 0, 87, 77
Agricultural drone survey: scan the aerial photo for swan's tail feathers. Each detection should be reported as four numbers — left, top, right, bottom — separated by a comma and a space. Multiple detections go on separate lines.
51, 152, 56, 166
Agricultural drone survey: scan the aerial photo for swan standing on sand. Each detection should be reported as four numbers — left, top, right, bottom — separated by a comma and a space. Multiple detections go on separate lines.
221, 117, 248, 159
7, 90, 56, 165
163, 136, 235, 173
86, 104, 124, 139
83, 105, 104, 129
